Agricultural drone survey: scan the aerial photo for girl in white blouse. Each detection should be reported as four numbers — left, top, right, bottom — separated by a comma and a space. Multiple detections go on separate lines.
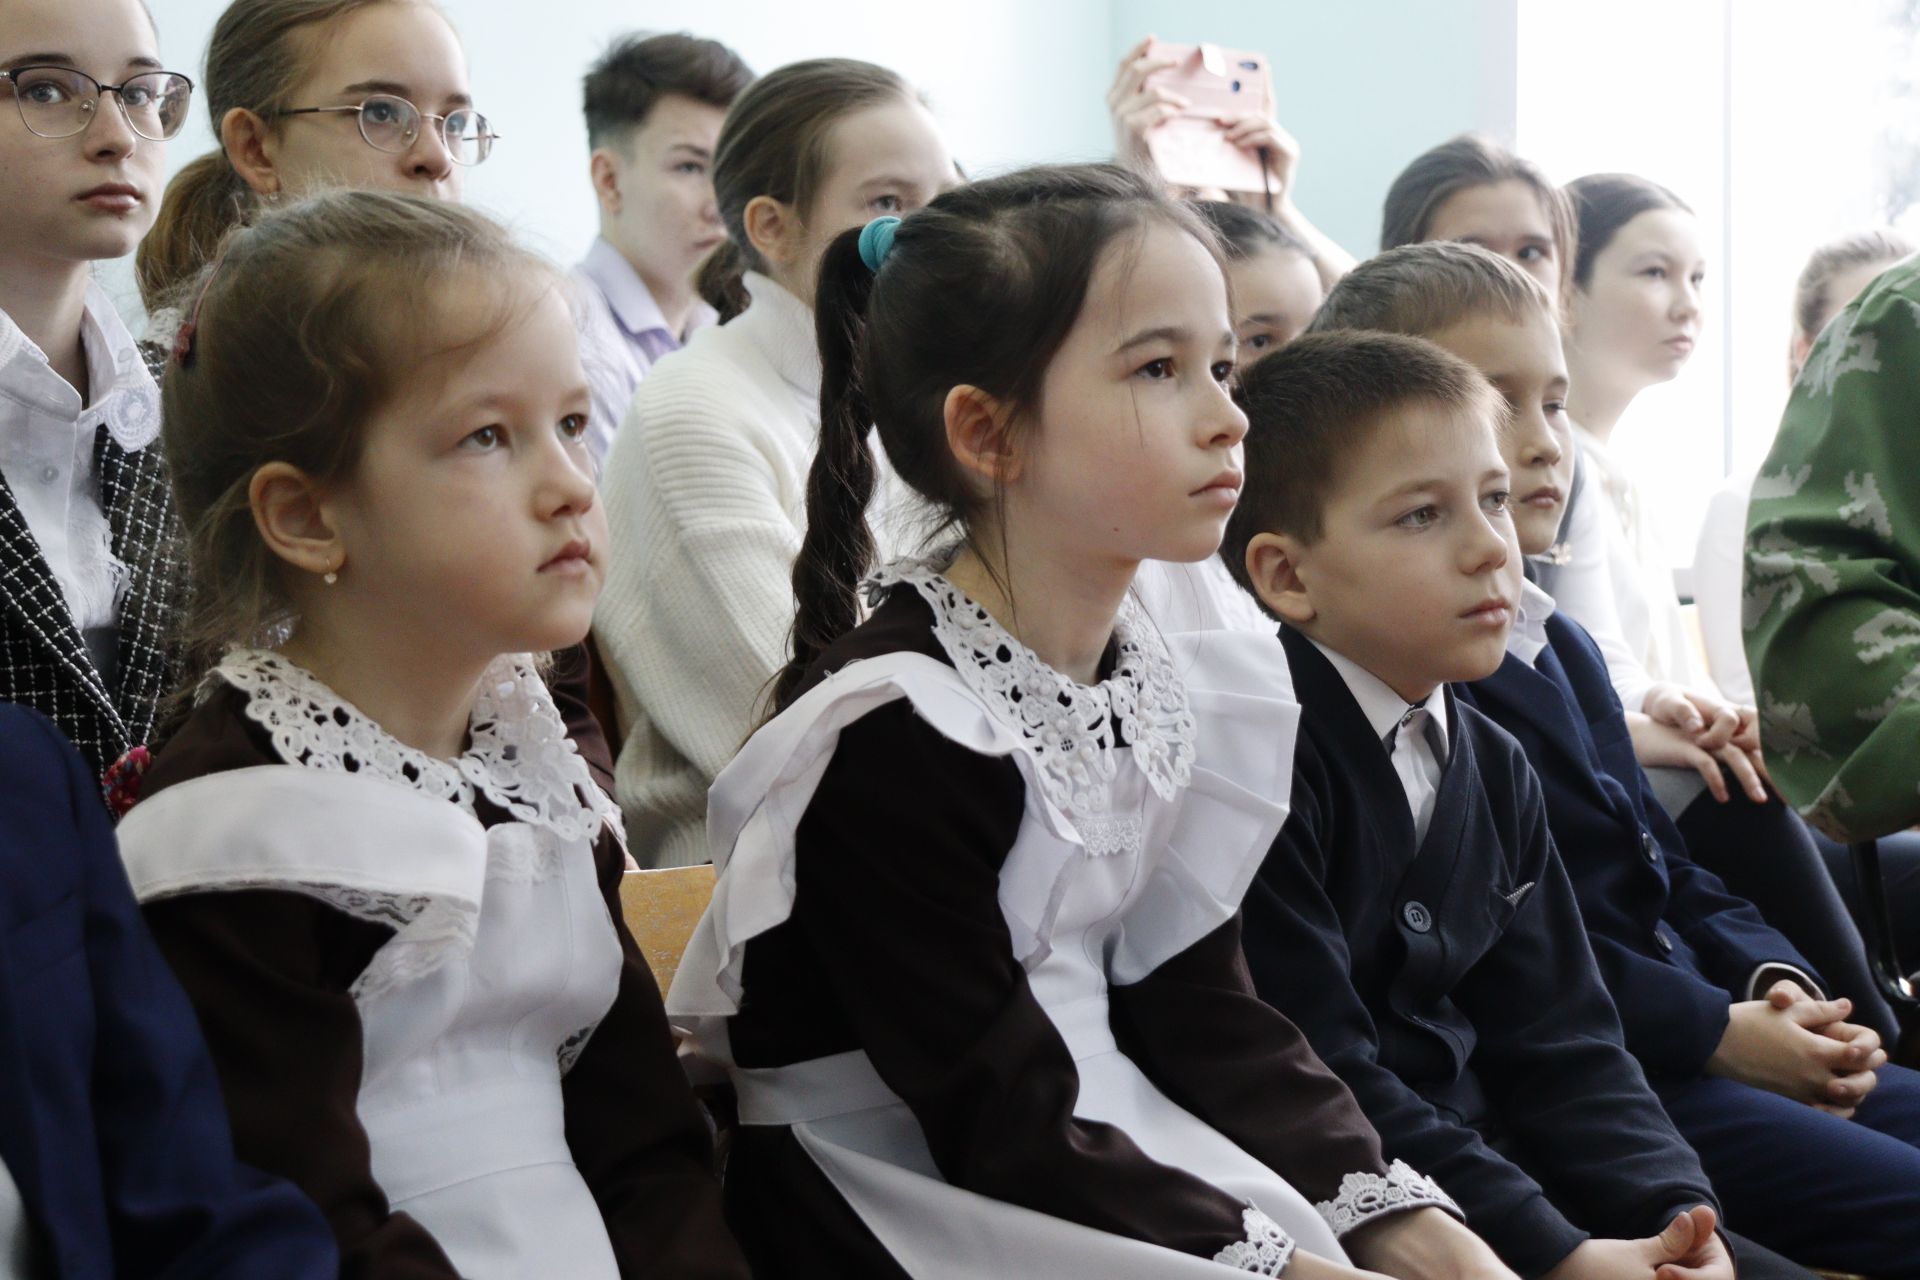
0, 0, 191, 786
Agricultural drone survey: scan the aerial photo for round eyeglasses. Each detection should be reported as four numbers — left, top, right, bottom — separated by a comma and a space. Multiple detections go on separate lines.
272, 94, 498, 166
1, 65, 195, 142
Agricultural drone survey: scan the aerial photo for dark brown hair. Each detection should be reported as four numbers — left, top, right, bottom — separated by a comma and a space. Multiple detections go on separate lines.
1380, 134, 1576, 299
1221, 330, 1499, 585
581, 31, 753, 151
162, 190, 553, 699
1793, 229, 1913, 342
1195, 199, 1308, 262
1308, 240, 1554, 341
696, 57, 914, 321
1565, 172, 1690, 290
136, 0, 450, 310
771, 162, 1219, 710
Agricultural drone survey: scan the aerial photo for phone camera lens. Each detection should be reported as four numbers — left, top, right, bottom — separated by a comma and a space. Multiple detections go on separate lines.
1230, 79, 1242, 92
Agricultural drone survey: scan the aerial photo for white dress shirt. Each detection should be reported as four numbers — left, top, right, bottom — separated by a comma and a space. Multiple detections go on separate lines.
0, 281, 161, 680
1309, 639, 1449, 843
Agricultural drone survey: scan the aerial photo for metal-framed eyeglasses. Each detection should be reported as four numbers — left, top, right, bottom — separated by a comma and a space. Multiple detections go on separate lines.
0, 65, 195, 141
270, 94, 498, 166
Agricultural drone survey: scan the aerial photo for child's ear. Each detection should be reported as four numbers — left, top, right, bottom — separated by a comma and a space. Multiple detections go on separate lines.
589, 149, 623, 216
943, 385, 1021, 489
249, 463, 344, 582
1245, 532, 1316, 626
220, 107, 283, 198
742, 195, 798, 267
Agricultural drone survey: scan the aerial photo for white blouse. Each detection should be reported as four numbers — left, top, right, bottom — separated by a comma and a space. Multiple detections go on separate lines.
0, 281, 161, 663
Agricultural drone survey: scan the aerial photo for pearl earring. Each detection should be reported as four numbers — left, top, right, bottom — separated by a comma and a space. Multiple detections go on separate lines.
323, 562, 341, 585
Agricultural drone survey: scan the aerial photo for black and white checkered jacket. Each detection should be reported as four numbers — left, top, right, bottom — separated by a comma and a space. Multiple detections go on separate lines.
0, 343, 182, 791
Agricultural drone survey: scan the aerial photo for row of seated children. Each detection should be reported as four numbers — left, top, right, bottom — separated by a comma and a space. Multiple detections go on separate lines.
4, 0, 1918, 1274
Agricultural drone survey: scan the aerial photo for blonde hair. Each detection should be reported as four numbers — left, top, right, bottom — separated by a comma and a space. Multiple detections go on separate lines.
135, 0, 440, 309
161, 189, 552, 700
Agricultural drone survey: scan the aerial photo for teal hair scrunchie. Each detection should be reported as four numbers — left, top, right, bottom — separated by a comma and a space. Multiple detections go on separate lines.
858, 216, 901, 273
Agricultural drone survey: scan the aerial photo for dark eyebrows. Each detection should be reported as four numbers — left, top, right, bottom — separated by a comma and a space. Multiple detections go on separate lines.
340, 79, 474, 109
666, 143, 712, 160
2, 52, 164, 74
4, 52, 78, 70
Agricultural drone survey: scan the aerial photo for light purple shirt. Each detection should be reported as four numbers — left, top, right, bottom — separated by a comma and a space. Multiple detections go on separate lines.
572, 237, 718, 466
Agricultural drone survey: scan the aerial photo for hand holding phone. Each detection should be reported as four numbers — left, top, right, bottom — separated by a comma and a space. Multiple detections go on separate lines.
1139, 38, 1276, 196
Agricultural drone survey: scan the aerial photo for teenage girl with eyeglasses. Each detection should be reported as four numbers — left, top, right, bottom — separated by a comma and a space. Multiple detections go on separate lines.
136, 0, 499, 315
0, 0, 197, 791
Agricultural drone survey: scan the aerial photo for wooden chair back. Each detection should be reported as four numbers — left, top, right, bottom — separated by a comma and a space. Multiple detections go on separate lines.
620, 864, 717, 998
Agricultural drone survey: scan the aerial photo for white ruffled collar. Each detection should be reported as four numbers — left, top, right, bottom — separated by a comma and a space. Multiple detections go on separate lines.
864, 557, 1196, 825
214, 648, 617, 845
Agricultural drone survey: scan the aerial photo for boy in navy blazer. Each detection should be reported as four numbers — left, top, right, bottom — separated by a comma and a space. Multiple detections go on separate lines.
1211, 330, 1740, 1280
1306, 242, 1920, 1278
0, 704, 336, 1278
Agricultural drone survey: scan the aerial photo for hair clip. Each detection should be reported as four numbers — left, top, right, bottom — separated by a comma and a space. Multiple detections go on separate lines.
173, 241, 235, 369
858, 216, 901, 273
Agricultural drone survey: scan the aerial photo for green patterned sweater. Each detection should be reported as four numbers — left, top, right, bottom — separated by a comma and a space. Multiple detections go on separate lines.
1745, 253, 1920, 840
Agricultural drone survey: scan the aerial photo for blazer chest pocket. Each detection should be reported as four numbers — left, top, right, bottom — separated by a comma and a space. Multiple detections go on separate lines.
7, 891, 84, 975
1484, 880, 1535, 933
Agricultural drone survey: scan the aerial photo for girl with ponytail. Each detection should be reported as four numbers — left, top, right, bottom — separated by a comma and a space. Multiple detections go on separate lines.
665, 163, 1509, 1279
136, 0, 484, 314
592, 57, 957, 869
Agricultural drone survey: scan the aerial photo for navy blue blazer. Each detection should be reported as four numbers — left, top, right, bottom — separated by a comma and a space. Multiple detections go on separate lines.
1456, 614, 1817, 1079
0, 705, 336, 1279
1244, 628, 1717, 1279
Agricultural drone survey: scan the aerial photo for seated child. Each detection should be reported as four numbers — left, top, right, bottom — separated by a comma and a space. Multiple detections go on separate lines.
0, 702, 336, 1278
1132, 201, 1323, 636
114, 192, 744, 1277
666, 165, 1507, 1280
1215, 330, 1736, 1280
1316, 242, 1920, 1278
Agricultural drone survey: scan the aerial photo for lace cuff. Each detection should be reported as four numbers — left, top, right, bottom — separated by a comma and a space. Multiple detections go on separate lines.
1212, 1206, 1296, 1275
1315, 1159, 1461, 1237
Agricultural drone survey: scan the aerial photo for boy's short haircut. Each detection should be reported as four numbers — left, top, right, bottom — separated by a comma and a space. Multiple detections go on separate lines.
1223, 331, 1498, 595
582, 32, 754, 151
1306, 241, 1553, 342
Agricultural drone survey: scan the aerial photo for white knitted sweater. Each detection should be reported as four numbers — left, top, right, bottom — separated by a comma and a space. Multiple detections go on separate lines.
594, 272, 827, 868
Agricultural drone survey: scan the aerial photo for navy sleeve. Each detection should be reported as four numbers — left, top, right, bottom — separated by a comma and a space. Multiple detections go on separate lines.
23, 711, 340, 1280
1447, 754, 1720, 1268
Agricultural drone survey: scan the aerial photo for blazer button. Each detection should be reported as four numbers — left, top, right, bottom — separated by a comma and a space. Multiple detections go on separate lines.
1641, 831, 1660, 865
1655, 929, 1674, 954
1402, 901, 1433, 933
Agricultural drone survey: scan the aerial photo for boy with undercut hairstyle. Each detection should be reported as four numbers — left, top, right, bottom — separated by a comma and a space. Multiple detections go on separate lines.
1313, 242, 1920, 1279
576, 32, 753, 462
1214, 330, 1738, 1280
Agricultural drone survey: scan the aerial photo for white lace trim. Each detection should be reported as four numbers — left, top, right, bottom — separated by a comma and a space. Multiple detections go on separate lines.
147, 879, 482, 1004
865, 558, 1195, 854
1212, 1206, 1296, 1275
1314, 1159, 1461, 1236
302, 887, 479, 1002
215, 648, 617, 846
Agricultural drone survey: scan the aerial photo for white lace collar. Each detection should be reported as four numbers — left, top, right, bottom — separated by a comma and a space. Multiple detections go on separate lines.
214, 648, 617, 845
864, 558, 1196, 826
